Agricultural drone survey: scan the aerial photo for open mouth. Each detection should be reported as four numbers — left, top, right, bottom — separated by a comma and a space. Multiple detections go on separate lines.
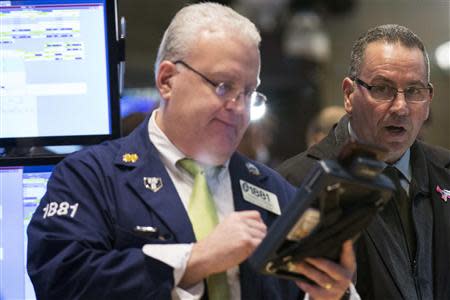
385, 125, 406, 134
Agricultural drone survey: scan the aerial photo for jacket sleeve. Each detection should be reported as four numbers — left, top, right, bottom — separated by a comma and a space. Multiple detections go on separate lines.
27, 155, 174, 300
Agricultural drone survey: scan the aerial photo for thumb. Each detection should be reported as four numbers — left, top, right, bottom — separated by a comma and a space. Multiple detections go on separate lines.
340, 240, 356, 273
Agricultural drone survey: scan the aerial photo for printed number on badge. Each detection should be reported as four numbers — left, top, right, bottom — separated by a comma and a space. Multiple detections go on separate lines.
42, 202, 79, 219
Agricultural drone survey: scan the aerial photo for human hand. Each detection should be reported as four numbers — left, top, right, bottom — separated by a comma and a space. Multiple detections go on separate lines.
181, 210, 266, 287
199, 210, 267, 273
293, 240, 356, 300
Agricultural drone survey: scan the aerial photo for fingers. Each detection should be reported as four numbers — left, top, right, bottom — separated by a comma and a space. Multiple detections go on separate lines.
229, 210, 267, 238
303, 258, 351, 283
292, 240, 356, 300
236, 212, 267, 247
303, 240, 355, 282
236, 210, 265, 222
296, 279, 351, 300
244, 217, 267, 237
198, 210, 267, 272
340, 240, 356, 273
296, 280, 336, 299
294, 260, 350, 300
292, 261, 336, 290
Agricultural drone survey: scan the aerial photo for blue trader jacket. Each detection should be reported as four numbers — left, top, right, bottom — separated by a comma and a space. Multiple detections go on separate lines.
27, 119, 302, 300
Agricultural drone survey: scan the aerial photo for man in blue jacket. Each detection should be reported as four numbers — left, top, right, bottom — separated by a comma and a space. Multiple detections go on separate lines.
27, 3, 356, 299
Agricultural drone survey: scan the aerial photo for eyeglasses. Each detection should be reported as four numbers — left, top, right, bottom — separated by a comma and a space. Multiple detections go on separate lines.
353, 77, 432, 103
173, 60, 267, 107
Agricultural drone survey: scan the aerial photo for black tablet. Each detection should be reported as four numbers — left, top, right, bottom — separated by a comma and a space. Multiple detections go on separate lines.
249, 143, 395, 281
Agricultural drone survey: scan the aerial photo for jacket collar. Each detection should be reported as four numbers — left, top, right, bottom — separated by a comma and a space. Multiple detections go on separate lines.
306, 114, 351, 160
113, 117, 196, 243
113, 115, 154, 169
229, 153, 269, 213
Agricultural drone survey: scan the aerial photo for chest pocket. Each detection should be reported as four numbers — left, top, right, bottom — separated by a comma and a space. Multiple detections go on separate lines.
113, 224, 175, 250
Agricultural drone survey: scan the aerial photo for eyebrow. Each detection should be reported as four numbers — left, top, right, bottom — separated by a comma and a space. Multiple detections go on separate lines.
370, 76, 427, 87
405, 80, 428, 87
209, 70, 240, 82
209, 71, 259, 91
370, 76, 395, 85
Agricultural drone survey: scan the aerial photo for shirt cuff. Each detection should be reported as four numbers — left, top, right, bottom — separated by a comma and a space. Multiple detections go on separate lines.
348, 283, 361, 300
142, 243, 204, 299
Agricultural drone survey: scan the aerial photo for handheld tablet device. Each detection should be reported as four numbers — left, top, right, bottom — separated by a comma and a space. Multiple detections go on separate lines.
249, 142, 395, 281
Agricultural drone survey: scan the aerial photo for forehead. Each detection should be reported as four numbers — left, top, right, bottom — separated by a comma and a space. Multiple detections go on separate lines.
361, 41, 427, 82
186, 31, 260, 79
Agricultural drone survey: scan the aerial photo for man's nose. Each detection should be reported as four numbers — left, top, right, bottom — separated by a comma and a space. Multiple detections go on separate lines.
390, 91, 409, 115
224, 93, 248, 112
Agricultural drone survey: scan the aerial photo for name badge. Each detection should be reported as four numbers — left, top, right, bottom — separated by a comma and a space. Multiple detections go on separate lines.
240, 180, 281, 215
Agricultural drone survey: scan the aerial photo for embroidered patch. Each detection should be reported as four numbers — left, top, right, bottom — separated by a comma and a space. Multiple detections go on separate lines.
144, 177, 163, 192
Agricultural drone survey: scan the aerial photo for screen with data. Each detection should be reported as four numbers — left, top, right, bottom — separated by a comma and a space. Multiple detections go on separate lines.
0, 163, 55, 300
0, 0, 120, 146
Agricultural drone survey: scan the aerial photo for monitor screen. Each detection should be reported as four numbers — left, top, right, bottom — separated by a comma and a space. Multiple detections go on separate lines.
0, 0, 120, 147
0, 158, 60, 300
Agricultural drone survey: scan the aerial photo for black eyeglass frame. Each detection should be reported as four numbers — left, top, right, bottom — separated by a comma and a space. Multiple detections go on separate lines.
174, 60, 217, 87
173, 60, 267, 107
352, 77, 433, 102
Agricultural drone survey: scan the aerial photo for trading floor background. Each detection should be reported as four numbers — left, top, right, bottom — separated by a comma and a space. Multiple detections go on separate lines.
119, 0, 450, 166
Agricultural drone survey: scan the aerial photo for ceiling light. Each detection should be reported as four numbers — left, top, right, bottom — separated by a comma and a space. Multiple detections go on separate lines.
435, 40, 450, 71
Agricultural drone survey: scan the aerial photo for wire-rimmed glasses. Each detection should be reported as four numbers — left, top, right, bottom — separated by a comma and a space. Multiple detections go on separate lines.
174, 60, 267, 107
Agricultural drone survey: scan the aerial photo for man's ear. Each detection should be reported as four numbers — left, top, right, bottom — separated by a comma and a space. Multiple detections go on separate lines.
156, 61, 177, 101
428, 82, 434, 103
424, 82, 434, 120
342, 77, 355, 115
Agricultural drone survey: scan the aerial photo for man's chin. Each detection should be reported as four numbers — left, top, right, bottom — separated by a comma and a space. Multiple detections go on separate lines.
383, 143, 410, 163
196, 145, 235, 165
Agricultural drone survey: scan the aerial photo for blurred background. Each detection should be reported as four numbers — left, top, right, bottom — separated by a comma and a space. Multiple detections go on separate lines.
118, 0, 450, 167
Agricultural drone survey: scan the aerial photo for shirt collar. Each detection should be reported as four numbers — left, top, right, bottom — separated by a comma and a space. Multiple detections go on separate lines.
348, 121, 412, 183
148, 109, 186, 174
347, 121, 358, 141
391, 149, 411, 183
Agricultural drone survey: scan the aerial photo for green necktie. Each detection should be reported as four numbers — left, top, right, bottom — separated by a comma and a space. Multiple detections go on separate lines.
179, 158, 230, 300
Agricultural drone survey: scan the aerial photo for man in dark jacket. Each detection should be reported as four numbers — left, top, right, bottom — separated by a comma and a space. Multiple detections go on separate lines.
278, 24, 450, 300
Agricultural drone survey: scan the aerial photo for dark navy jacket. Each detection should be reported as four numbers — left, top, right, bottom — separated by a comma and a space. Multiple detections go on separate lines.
27, 119, 302, 300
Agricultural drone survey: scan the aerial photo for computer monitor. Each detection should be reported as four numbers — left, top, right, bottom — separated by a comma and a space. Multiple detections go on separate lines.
0, 0, 122, 147
0, 157, 62, 300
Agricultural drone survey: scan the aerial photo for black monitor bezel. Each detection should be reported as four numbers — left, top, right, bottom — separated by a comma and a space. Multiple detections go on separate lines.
0, 0, 121, 147
0, 155, 65, 167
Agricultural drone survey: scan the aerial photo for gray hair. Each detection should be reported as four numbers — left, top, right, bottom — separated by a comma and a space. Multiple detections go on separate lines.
348, 24, 430, 81
154, 2, 261, 80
